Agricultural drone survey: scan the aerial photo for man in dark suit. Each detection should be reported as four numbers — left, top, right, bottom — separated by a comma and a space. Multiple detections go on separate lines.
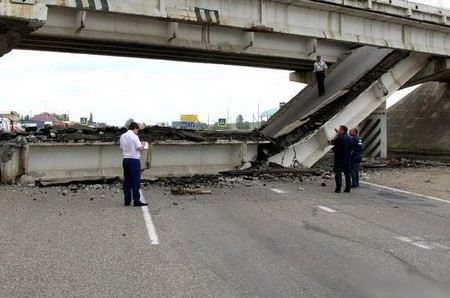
331, 125, 352, 193
349, 128, 363, 188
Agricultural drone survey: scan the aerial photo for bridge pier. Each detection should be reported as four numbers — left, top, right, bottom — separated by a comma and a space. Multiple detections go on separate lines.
359, 103, 387, 158
0, 1, 46, 57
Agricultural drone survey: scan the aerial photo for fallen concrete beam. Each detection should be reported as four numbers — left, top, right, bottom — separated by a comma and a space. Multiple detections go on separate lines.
269, 52, 431, 168
0, 141, 264, 185
261, 46, 397, 140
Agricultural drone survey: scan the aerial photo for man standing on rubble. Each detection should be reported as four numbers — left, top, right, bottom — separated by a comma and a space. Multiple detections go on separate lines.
313, 55, 328, 96
331, 125, 352, 193
120, 122, 148, 207
349, 128, 363, 188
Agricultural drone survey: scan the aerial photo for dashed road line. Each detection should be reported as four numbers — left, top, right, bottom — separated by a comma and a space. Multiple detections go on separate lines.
411, 242, 432, 250
139, 190, 159, 245
360, 181, 449, 204
394, 236, 431, 250
271, 188, 287, 194
317, 205, 337, 213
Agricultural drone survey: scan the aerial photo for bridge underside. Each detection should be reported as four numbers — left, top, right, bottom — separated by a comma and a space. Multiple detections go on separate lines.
17, 35, 316, 70
2, 0, 449, 69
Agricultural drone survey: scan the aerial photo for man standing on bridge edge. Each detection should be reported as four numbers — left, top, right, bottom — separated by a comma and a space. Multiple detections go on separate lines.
331, 125, 352, 193
313, 55, 328, 96
349, 128, 363, 188
120, 122, 148, 207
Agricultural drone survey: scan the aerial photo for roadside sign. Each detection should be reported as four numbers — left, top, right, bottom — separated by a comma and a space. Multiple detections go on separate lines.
180, 114, 199, 123
80, 117, 88, 125
218, 118, 226, 127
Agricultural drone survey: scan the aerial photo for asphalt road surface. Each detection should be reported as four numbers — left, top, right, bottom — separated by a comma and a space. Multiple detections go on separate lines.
1, 180, 449, 298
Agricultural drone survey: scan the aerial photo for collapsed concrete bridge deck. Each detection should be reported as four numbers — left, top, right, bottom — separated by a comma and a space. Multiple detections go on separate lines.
259, 46, 432, 167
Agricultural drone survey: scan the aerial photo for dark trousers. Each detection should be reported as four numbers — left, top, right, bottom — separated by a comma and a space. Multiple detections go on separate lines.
316, 71, 326, 96
334, 164, 351, 192
350, 159, 361, 187
122, 158, 141, 204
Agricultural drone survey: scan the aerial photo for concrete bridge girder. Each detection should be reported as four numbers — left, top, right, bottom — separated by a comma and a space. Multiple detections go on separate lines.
18, 6, 349, 69
35, 0, 448, 56
1, 0, 449, 67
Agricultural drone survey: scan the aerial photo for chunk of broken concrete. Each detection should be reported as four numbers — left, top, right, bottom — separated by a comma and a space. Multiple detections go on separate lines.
171, 187, 212, 195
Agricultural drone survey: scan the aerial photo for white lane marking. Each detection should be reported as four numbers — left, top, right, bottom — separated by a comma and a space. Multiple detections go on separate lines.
394, 236, 431, 250
271, 188, 286, 194
139, 190, 159, 245
317, 205, 337, 213
360, 181, 450, 204
412, 242, 432, 250
394, 236, 413, 243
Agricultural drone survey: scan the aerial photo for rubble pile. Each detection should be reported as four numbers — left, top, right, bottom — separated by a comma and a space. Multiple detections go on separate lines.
0, 125, 269, 144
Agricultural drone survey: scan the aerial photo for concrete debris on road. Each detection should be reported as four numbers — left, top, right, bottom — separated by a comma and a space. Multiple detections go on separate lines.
36, 177, 120, 187
360, 157, 450, 168
171, 187, 212, 195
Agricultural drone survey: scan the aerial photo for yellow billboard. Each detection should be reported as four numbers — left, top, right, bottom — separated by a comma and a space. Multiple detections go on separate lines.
180, 114, 199, 123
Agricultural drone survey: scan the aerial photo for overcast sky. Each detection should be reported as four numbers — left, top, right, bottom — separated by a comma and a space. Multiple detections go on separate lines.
1, 50, 304, 126
0, 49, 420, 127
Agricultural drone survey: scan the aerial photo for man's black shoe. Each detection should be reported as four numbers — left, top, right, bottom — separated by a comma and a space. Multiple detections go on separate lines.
124, 202, 131, 206
344, 188, 351, 193
134, 202, 148, 207
335, 189, 341, 193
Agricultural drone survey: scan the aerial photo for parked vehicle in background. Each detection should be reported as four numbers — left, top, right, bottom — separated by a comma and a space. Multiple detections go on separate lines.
0, 117, 12, 133
15, 122, 24, 133
21, 122, 38, 132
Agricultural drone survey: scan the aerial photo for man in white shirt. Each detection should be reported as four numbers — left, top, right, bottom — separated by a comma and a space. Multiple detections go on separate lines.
313, 55, 328, 96
120, 122, 148, 206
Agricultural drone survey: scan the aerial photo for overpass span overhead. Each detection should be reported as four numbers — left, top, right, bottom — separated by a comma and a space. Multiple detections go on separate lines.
0, 0, 449, 69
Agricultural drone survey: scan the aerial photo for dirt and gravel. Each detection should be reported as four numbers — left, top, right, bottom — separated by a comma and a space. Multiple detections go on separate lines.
0, 126, 268, 144
313, 153, 450, 201
362, 167, 450, 201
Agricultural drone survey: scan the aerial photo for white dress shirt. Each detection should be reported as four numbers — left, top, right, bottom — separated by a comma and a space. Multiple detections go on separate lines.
120, 130, 142, 159
314, 60, 328, 72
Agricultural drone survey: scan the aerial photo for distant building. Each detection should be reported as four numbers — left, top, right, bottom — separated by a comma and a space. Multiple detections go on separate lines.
156, 122, 169, 127
0, 111, 20, 121
31, 112, 59, 122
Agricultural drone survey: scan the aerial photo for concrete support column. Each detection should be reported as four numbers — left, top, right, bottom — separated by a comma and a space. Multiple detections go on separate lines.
0, 144, 21, 184
359, 103, 387, 158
